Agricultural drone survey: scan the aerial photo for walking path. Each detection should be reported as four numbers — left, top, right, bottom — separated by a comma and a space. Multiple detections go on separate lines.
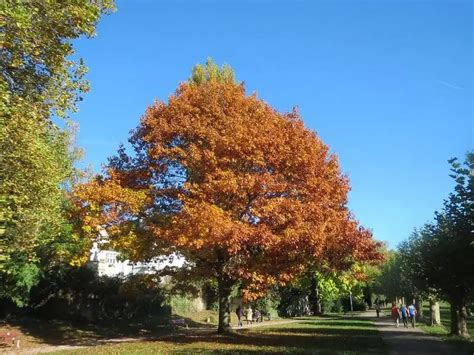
371, 312, 467, 355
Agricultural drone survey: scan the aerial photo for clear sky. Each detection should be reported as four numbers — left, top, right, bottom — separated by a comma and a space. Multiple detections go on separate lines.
72, 0, 473, 248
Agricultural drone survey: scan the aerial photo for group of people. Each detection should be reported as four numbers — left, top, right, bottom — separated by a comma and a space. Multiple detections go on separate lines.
235, 305, 266, 327
391, 302, 417, 328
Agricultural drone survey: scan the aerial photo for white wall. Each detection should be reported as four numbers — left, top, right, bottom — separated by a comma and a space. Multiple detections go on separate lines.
88, 242, 184, 277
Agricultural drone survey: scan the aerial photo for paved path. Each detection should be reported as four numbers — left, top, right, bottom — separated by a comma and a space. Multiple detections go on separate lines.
372, 313, 469, 355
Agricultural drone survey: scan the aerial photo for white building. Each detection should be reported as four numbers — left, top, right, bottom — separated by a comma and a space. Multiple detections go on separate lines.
87, 229, 184, 277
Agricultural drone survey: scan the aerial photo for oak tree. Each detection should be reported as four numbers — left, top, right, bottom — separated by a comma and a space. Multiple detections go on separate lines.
74, 60, 381, 332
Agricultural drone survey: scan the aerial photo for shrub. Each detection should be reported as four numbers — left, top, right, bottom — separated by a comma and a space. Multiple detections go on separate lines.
28, 267, 170, 321
168, 294, 200, 314
341, 296, 369, 312
277, 286, 310, 317
322, 299, 344, 313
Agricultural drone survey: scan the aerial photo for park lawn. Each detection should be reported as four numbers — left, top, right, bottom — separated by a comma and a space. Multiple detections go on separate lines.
0, 310, 282, 351
50, 316, 387, 354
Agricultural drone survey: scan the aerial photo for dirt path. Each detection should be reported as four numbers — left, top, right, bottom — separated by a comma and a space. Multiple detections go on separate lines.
371, 312, 468, 355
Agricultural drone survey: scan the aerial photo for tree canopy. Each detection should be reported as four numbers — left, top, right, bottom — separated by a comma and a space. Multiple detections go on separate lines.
0, 0, 114, 305
74, 60, 382, 332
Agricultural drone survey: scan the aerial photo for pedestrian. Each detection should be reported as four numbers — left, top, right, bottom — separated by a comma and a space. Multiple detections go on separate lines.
391, 303, 400, 327
408, 303, 417, 327
400, 304, 408, 328
246, 306, 253, 325
236, 305, 243, 327
375, 303, 381, 318
253, 309, 261, 323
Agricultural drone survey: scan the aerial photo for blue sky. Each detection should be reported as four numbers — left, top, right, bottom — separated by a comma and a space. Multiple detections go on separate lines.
73, 0, 473, 248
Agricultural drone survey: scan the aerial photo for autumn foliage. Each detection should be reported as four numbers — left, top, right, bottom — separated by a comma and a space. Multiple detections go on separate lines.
73, 62, 381, 332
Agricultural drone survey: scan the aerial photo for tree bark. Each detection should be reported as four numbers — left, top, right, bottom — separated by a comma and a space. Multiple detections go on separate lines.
308, 273, 322, 316
450, 302, 470, 337
217, 274, 233, 333
415, 296, 423, 321
429, 298, 441, 326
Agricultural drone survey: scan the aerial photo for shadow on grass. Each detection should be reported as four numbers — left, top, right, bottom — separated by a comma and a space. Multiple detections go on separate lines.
1, 313, 210, 347
153, 325, 386, 354
2, 314, 388, 354
312, 321, 377, 328
263, 326, 381, 337
419, 322, 474, 354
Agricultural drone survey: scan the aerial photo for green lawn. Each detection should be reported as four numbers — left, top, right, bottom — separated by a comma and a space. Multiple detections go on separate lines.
50, 317, 387, 354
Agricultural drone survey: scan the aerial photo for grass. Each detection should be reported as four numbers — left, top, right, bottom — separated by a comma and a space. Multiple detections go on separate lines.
419, 302, 473, 352
49, 316, 387, 354
0, 308, 282, 351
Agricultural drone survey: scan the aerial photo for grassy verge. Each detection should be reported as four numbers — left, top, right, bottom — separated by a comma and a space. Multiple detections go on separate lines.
420, 302, 473, 352
50, 316, 387, 354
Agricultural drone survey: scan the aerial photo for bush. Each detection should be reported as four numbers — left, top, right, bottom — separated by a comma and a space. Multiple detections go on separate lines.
322, 299, 344, 313
168, 294, 200, 314
28, 267, 170, 321
341, 296, 369, 312
277, 286, 310, 317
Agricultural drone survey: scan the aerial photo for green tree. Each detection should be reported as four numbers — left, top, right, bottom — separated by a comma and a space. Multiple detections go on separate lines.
1, 0, 114, 117
390, 152, 473, 337
375, 251, 405, 302
0, 0, 114, 305
428, 152, 473, 337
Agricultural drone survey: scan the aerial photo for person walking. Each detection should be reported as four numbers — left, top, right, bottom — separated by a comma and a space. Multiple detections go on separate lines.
391, 303, 400, 327
408, 303, 417, 327
400, 304, 408, 328
375, 303, 381, 318
236, 305, 243, 327
246, 306, 253, 325
253, 309, 261, 323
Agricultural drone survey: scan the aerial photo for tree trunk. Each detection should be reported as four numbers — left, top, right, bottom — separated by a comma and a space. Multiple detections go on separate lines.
429, 298, 441, 326
415, 296, 423, 321
217, 274, 233, 333
450, 302, 470, 337
308, 274, 322, 316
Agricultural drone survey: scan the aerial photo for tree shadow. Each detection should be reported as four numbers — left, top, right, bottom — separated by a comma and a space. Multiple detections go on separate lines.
264, 326, 381, 337
152, 325, 386, 354
0, 315, 388, 353
0, 314, 201, 347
